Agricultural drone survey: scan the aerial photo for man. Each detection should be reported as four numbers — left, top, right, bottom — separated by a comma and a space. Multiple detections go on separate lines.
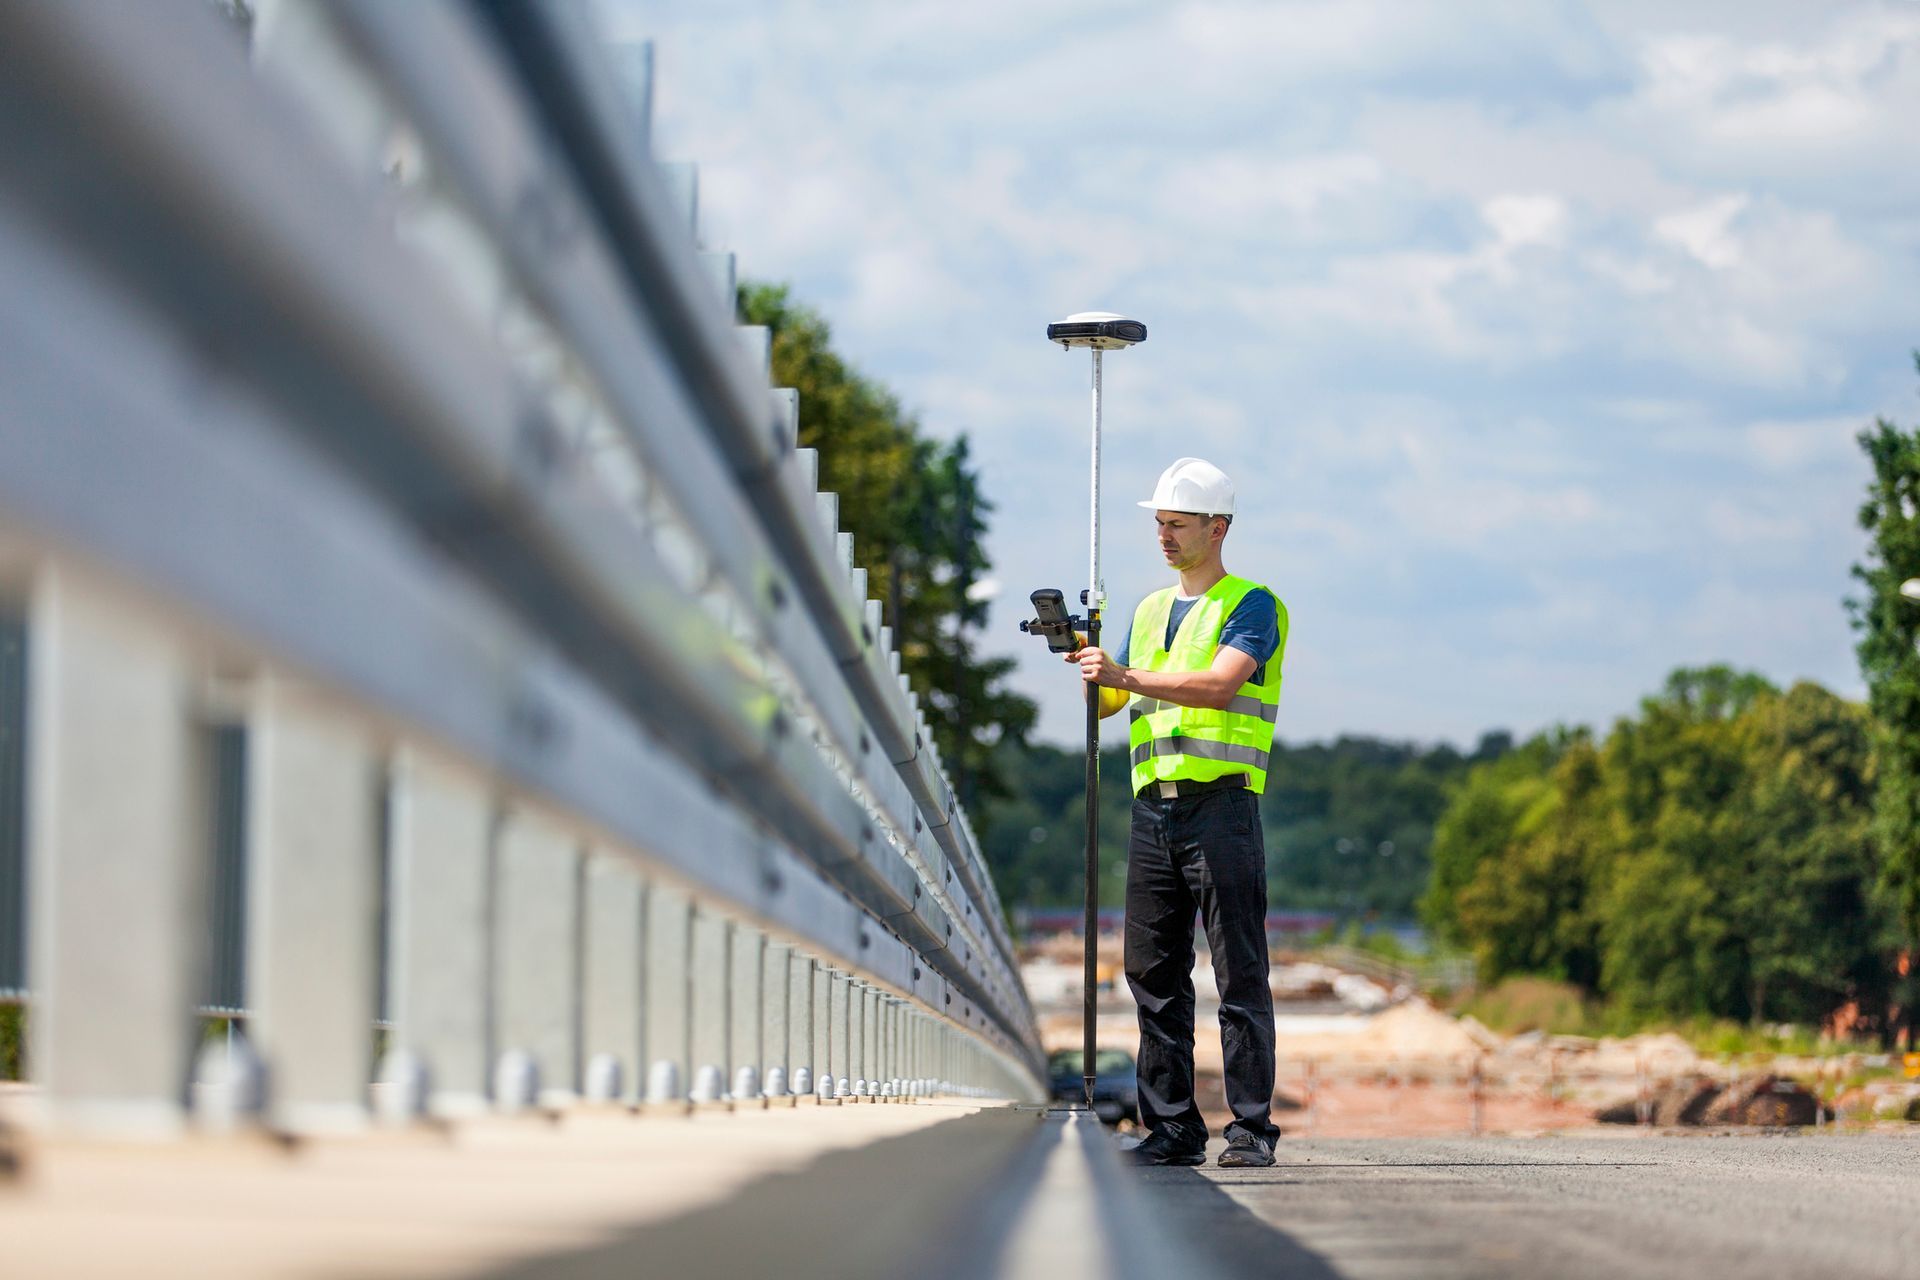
1069, 456, 1287, 1168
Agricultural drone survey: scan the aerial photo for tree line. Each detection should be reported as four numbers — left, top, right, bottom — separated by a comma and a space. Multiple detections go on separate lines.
1421, 668, 1893, 1029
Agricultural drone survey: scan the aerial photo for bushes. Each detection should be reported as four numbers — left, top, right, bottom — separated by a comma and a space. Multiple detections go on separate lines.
1455, 977, 1600, 1037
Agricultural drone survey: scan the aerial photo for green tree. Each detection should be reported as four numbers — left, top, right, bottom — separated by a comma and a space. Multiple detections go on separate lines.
739, 283, 1036, 803
1851, 377, 1920, 1037
1601, 675, 1884, 1024
1422, 733, 1564, 946
1453, 736, 1611, 990
1737, 684, 1880, 1024
1598, 667, 1775, 1017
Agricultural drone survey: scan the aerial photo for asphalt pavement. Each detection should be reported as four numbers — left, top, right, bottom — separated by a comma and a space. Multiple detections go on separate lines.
1136, 1133, 1920, 1279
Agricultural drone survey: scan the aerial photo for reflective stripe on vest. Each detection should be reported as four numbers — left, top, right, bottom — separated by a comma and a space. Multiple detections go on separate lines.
1129, 737, 1269, 770
1125, 574, 1285, 796
1129, 694, 1279, 724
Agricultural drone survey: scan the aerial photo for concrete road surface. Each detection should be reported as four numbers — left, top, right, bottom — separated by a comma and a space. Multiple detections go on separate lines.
1139, 1133, 1920, 1280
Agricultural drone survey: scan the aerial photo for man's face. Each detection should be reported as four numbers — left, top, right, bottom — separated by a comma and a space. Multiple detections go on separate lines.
1155, 510, 1221, 572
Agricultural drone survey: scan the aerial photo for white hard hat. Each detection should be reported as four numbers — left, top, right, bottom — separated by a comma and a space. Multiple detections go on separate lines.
1138, 457, 1234, 516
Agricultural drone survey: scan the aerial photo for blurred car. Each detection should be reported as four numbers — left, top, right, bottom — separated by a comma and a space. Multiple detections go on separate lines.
1047, 1047, 1137, 1124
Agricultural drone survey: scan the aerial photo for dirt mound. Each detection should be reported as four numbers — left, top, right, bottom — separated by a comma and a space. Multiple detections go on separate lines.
1363, 1000, 1489, 1059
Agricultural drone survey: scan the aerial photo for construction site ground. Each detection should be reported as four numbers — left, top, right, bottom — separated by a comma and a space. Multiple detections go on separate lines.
1043, 1006, 1590, 1138
1029, 940, 1918, 1138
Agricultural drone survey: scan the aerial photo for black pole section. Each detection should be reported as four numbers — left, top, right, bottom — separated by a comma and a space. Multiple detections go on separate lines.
1083, 608, 1101, 1106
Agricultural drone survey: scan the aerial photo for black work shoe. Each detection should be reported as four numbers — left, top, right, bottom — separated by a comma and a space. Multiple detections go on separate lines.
1216, 1133, 1275, 1167
1126, 1130, 1207, 1166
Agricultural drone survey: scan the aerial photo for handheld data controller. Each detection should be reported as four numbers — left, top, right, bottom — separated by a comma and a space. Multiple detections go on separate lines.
1019, 588, 1087, 654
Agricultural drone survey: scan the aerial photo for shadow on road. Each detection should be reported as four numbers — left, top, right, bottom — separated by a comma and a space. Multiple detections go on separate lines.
1136, 1166, 1346, 1279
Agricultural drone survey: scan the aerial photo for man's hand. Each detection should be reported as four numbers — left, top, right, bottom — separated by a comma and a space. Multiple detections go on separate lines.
1068, 645, 1134, 719
1070, 645, 1125, 688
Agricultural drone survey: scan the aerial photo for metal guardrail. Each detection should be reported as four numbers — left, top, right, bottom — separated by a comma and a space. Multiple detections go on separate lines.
0, 0, 1041, 1134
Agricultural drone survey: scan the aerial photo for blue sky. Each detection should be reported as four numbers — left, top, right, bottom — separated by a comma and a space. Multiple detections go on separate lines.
601, 0, 1920, 749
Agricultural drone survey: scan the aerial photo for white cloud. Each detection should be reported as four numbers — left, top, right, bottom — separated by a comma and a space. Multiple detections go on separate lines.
1484, 194, 1569, 249
1654, 194, 1747, 269
1636, 13, 1918, 146
1615, 8, 1920, 204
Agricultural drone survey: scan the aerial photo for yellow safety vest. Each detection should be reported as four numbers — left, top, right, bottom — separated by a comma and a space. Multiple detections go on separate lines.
1126, 574, 1285, 795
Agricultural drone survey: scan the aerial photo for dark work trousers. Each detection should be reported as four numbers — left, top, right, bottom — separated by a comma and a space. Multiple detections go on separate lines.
1124, 785, 1278, 1147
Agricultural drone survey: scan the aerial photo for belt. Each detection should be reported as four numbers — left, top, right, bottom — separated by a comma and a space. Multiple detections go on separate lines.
1137, 773, 1250, 800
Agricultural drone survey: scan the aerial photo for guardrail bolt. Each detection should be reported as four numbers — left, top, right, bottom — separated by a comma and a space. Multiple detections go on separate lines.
836, 1076, 850, 1100
792, 1066, 812, 1096
646, 1060, 683, 1104
585, 1053, 625, 1103
765, 1065, 788, 1097
691, 1064, 727, 1104
732, 1065, 761, 1101
492, 1050, 540, 1113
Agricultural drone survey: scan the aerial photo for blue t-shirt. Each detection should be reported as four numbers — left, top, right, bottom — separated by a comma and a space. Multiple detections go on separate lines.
1116, 587, 1281, 685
